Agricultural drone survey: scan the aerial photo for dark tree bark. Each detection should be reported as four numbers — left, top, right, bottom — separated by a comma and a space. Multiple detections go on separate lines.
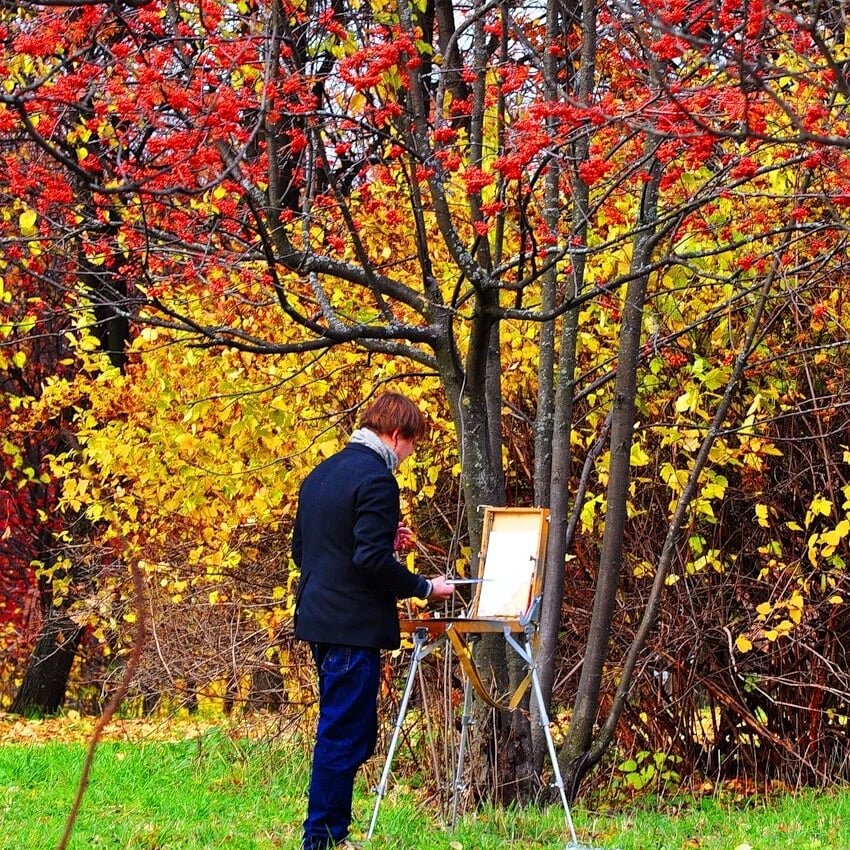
10, 606, 84, 715
558, 150, 663, 795
530, 0, 596, 779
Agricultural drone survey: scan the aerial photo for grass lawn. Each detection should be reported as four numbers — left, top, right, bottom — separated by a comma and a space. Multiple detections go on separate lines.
1, 727, 849, 849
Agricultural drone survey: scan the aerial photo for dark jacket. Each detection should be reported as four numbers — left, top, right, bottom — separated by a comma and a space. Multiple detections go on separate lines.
292, 442, 430, 649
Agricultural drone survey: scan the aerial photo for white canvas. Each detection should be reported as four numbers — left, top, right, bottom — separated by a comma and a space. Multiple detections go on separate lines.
474, 510, 545, 618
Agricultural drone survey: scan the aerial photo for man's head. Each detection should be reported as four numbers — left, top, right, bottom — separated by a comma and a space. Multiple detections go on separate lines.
360, 392, 427, 464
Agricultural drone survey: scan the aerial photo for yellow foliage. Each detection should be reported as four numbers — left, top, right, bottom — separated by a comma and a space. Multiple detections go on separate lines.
735, 634, 753, 653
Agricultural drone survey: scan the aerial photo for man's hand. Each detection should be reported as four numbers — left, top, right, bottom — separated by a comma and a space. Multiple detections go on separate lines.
427, 576, 456, 601
394, 523, 415, 552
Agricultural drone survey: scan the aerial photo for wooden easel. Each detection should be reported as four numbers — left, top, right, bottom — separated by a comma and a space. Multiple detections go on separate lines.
367, 507, 581, 847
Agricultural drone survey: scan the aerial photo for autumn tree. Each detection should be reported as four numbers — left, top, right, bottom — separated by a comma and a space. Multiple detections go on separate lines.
3, 0, 850, 801
0, 240, 105, 713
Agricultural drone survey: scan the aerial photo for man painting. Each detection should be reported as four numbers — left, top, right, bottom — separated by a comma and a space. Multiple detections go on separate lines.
293, 392, 455, 849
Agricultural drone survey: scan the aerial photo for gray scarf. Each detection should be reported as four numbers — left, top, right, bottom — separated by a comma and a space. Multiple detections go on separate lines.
349, 427, 398, 472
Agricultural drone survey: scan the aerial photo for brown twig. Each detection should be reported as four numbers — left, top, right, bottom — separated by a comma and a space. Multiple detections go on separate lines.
56, 556, 147, 850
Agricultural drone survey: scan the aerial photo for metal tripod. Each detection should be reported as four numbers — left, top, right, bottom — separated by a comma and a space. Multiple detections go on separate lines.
367, 627, 437, 840
367, 614, 581, 848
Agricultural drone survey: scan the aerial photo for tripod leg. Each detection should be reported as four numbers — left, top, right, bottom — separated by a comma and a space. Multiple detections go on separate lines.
367, 631, 428, 841
527, 641, 580, 848
450, 676, 474, 827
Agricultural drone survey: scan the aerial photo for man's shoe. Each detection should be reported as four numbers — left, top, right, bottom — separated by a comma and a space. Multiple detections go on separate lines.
337, 841, 363, 849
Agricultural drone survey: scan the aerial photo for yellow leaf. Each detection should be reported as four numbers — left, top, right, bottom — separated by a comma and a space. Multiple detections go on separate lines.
821, 519, 850, 548
19, 209, 37, 236
317, 439, 337, 457
735, 634, 753, 653
808, 493, 832, 522
755, 504, 769, 528
630, 442, 650, 467
674, 389, 693, 413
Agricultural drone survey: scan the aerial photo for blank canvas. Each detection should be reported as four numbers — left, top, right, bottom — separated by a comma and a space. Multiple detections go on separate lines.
475, 509, 546, 619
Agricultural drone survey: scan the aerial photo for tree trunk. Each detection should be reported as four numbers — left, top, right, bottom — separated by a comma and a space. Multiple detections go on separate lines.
11, 606, 84, 715
559, 153, 662, 796
531, 0, 598, 779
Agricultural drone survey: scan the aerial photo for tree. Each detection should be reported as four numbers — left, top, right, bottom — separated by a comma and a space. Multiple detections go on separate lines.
0, 255, 96, 713
3, 0, 850, 799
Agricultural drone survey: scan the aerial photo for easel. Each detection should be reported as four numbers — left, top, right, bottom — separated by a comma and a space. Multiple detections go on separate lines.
367, 507, 581, 848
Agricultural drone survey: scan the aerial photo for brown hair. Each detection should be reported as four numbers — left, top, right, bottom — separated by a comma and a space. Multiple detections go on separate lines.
360, 392, 428, 440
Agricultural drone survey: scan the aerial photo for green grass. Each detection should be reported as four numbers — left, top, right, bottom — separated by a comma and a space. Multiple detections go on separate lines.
0, 731, 306, 849
2, 732, 850, 849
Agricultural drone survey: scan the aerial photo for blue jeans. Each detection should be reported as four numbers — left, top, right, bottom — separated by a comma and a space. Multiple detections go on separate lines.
302, 643, 380, 850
